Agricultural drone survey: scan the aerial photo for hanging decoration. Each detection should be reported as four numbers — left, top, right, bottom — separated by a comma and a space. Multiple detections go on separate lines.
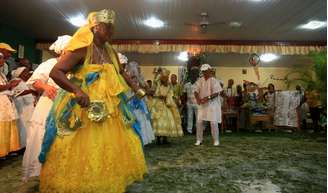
249, 53, 261, 81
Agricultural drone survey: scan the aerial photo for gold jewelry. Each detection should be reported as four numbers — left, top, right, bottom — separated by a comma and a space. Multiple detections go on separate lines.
88, 100, 109, 122
136, 89, 146, 99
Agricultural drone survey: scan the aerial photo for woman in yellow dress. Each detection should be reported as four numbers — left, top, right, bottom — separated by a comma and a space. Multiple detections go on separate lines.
38, 9, 147, 193
0, 45, 21, 158
150, 68, 183, 144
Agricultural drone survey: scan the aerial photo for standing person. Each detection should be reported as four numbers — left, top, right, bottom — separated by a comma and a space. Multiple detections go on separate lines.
125, 61, 155, 145
22, 35, 72, 181
225, 79, 236, 97
296, 85, 308, 129
183, 71, 199, 134
38, 9, 147, 193
263, 83, 276, 115
170, 74, 183, 107
151, 68, 183, 144
239, 83, 250, 130
305, 84, 322, 132
11, 67, 35, 149
194, 64, 222, 146
0, 45, 21, 158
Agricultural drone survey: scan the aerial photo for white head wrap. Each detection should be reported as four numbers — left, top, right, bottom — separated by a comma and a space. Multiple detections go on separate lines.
11, 67, 27, 78
49, 35, 72, 54
126, 61, 139, 76
118, 53, 128, 64
126, 61, 146, 87
200, 64, 212, 71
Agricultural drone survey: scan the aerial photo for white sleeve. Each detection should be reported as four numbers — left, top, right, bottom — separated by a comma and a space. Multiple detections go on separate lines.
26, 58, 57, 88
193, 80, 200, 94
213, 78, 222, 93
183, 83, 188, 93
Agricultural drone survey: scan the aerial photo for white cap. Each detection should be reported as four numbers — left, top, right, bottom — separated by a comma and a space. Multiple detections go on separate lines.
200, 64, 212, 71
49, 35, 72, 54
118, 53, 128, 64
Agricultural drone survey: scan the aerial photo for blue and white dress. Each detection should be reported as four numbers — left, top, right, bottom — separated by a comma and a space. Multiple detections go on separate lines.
126, 90, 155, 145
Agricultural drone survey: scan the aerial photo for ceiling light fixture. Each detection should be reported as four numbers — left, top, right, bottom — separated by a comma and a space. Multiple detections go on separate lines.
299, 20, 327, 30
229, 21, 242, 28
68, 14, 87, 27
144, 17, 164, 28
178, 51, 189, 62
260, 53, 279, 62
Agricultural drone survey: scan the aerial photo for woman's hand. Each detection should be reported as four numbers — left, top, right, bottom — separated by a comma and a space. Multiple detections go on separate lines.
74, 89, 90, 108
43, 85, 57, 100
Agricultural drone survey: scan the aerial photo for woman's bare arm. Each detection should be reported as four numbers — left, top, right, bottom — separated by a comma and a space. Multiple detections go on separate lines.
49, 48, 90, 107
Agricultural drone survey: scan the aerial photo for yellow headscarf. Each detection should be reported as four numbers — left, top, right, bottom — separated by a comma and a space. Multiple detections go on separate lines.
65, 9, 115, 52
160, 68, 171, 77
0, 43, 16, 52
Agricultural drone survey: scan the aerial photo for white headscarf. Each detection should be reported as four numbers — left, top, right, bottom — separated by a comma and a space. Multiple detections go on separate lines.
118, 53, 128, 64
126, 61, 145, 87
200, 64, 212, 71
49, 35, 72, 54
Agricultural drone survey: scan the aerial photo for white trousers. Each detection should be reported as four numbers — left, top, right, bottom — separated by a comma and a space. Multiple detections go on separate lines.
196, 121, 219, 142
187, 103, 198, 133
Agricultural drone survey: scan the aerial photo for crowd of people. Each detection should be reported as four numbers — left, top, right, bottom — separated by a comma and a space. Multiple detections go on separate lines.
0, 8, 325, 193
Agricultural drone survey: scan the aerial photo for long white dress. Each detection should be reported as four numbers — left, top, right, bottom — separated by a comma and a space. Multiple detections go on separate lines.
22, 58, 58, 181
0, 71, 20, 157
12, 80, 35, 148
194, 77, 223, 123
126, 91, 155, 145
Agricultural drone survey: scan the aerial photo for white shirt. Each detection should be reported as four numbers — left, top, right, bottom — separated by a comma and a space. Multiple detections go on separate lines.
26, 58, 59, 125
26, 58, 59, 90
225, 87, 236, 97
0, 71, 18, 121
183, 82, 197, 105
194, 77, 222, 123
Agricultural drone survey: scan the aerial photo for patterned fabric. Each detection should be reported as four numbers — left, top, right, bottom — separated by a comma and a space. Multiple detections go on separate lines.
126, 91, 155, 145
150, 83, 183, 137
39, 45, 147, 193
274, 91, 300, 128
183, 82, 197, 105
0, 121, 20, 157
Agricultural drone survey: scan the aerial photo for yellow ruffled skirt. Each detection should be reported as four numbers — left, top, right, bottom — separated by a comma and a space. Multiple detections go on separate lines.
40, 64, 147, 193
0, 120, 20, 157
150, 99, 183, 137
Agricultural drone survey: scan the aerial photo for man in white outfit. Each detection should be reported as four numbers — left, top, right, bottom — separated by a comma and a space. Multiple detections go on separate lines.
194, 64, 222, 146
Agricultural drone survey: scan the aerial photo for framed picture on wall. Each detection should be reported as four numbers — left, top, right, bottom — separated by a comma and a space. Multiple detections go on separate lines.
18, 44, 24, 59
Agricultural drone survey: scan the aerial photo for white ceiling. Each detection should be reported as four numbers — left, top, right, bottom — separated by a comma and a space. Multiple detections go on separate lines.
125, 52, 313, 67
0, 0, 326, 41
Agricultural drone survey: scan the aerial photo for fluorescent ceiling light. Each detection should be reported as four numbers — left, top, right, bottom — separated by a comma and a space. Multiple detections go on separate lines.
229, 21, 242, 28
178, 51, 188, 61
299, 20, 327, 30
68, 14, 87, 27
260, 53, 279, 62
144, 17, 164, 28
